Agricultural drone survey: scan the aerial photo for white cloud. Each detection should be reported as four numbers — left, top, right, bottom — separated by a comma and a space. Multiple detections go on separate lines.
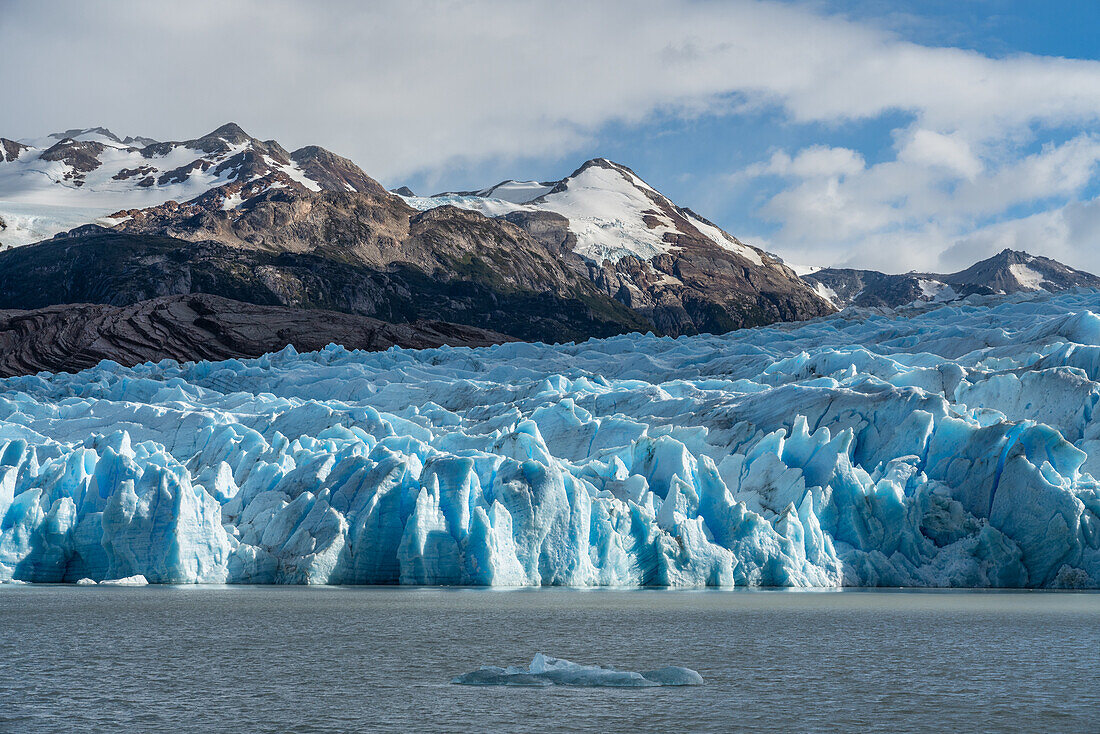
897, 130, 982, 180
746, 131, 1100, 273
2, 1, 1100, 272
3, 1, 1100, 180
748, 146, 866, 179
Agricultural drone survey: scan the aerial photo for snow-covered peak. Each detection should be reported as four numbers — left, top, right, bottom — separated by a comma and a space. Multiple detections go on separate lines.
47, 127, 131, 147
802, 248, 1099, 310
0, 124, 379, 248
534, 159, 683, 262
403, 157, 767, 266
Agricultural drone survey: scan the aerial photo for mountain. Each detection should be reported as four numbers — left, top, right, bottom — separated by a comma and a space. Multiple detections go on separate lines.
401, 158, 834, 333
0, 125, 833, 364
803, 249, 1100, 309
0, 123, 383, 247
0, 293, 509, 377
88, 143, 831, 335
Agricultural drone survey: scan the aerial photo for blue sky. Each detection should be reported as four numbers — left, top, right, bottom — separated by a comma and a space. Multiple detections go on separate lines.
4, 0, 1100, 272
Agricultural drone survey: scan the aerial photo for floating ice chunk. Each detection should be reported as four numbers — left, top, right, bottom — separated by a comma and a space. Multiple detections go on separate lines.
75, 578, 97, 585
99, 574, 149, 586
452, 653, 703, 687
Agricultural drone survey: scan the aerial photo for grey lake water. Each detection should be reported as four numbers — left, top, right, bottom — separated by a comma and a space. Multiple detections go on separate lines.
0, 587, 1097, 733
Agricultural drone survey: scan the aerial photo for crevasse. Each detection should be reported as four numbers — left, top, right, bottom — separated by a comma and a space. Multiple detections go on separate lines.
1, 291, 1099, 587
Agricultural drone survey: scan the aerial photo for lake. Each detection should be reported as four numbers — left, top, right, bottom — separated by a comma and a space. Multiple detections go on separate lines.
1, 587, 1097, 733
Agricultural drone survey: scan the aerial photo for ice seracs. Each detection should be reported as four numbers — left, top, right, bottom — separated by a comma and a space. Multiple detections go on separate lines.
1, 290, 1099, 588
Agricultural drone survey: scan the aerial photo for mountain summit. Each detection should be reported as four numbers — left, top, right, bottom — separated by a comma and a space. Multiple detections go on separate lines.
804, 249, 1100, 309
0, 123, 384, 246
401, 157, 833, 333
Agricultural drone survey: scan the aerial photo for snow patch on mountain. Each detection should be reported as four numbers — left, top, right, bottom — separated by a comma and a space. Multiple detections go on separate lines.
1009, 263, 1046, 291
536, 162, 680, 261
401, 193, 525, 219
917, 279, 958, 301
263, 154, 321, 193
681, 210, 763, 265
0, 201, 123, 248
811, 280, 839, 306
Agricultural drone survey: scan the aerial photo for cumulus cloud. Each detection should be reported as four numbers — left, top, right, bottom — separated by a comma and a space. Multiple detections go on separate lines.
939, 198, 1100, 273
747, 146, 866, 179
746, 131, 1100, 273
2, 1, 1100, 271
897, 130, 982, 180
2, 1, 1100, 175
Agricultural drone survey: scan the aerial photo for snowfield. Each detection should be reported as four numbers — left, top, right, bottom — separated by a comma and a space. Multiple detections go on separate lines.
2, 291, 1100, 587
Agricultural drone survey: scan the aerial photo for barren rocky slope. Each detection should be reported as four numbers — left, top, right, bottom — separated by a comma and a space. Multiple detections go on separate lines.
0, 227, 648, 344
0, 293, 509, 377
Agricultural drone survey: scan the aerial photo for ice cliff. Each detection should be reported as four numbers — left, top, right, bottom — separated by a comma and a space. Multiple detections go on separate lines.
2, 291, 1099, 587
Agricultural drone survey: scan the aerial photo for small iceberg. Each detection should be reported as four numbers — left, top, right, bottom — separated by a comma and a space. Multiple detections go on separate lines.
98, 575, 149, 586
452, 653, 703, 687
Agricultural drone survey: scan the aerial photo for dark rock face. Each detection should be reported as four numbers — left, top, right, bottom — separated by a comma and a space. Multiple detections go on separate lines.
802, 268, 929, 309
0, 228, 650, 344
291, 146, 390, 196
113, 165, 157, 181
805, 249, 1100, 309
0, 293, 511, 377
0, 138, 29, 163
391, 186, 416, 197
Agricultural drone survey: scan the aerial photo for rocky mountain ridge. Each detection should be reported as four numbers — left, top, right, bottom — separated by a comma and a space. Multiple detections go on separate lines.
87, 134, 832, 336
803, 249, 1100, 309
0, 123, 385, 247
0, 227, 650, 344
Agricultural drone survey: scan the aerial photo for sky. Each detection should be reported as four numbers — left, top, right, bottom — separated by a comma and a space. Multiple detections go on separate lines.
2, 0, 1100, 273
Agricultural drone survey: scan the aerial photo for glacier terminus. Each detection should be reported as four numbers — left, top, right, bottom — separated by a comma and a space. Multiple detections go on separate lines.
1, 290, 1099, 588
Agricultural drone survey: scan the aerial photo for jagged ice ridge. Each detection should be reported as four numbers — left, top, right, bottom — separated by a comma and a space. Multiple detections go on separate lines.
2, 291, 1100, 587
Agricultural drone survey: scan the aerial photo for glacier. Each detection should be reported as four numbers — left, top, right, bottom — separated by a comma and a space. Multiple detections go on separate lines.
1, 291, 1099, 588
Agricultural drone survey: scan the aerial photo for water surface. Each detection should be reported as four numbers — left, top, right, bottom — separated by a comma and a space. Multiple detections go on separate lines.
1, 587, 1096, 733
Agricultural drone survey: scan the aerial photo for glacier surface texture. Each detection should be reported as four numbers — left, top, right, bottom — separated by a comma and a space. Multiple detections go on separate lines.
2, 291, 1100, 588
